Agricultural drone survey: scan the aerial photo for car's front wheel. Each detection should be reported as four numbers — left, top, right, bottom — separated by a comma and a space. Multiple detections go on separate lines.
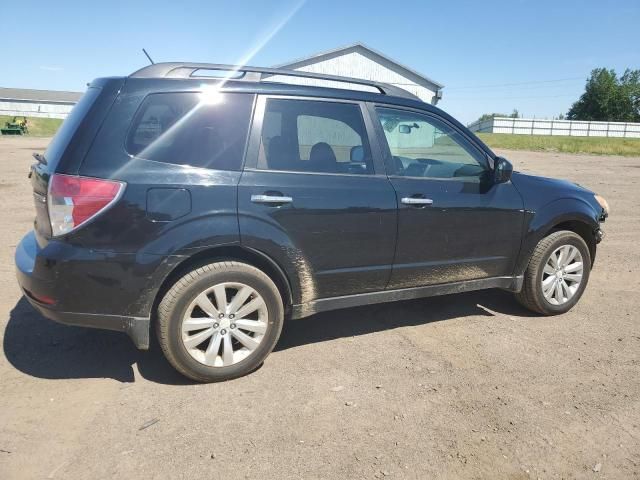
157, 261, 284, 382
515, 230, 591, 315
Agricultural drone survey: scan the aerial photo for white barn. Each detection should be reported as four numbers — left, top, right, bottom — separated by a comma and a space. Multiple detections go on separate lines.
272, 43, 444, 105
0, 87, 81, 119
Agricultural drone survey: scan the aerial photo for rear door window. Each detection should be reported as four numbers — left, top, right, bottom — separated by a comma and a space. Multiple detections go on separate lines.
126, 92, 254, 171
256, 98, 373, 175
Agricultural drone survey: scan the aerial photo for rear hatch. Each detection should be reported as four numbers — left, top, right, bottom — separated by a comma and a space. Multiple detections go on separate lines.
30, 78, 124, 242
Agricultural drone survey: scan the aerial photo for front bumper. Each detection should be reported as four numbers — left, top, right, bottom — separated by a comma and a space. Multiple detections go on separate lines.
14, 231, 178, 350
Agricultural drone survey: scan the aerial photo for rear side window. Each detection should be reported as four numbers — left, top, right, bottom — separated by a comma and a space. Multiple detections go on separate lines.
126, 92, 254, 171
257, 98, 373, 175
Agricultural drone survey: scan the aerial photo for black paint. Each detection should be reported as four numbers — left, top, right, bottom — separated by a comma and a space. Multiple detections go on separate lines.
16, 74, 607, 349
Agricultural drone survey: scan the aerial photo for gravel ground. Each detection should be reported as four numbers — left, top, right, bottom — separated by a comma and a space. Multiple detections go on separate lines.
0, 137, 638, 479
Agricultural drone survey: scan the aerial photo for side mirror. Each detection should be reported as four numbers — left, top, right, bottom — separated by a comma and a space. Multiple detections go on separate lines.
494, 157, 513, 184
398, 123, 420, 134
350, 145, 364, 162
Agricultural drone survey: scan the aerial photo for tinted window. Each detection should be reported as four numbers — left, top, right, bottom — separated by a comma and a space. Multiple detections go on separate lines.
126, 92, 254, 170
376, 107, 486, 180
257, 99, 373, 175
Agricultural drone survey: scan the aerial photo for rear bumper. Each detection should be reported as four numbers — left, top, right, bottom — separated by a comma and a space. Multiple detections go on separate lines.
15, 231, 180, 350
19, 291, 150, 349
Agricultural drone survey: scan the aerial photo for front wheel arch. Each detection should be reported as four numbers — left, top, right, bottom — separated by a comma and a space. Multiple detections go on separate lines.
516, 199, 600, 277
549, 219, 597, 266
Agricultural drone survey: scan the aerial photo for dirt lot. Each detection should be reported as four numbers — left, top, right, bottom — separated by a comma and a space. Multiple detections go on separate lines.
0, 136, 638, 479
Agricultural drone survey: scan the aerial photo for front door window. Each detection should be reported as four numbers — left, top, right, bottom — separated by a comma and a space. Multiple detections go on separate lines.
376, 107, 487, 181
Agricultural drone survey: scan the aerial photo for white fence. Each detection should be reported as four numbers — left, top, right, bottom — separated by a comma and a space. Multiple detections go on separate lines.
468, 117, 640, 138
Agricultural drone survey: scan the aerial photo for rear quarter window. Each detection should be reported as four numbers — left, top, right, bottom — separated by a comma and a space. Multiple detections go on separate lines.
126, 92, 254, 171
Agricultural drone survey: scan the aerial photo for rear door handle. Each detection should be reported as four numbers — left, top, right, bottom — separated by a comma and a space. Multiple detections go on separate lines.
251, 194, 293, 204
401, 197, 433, 206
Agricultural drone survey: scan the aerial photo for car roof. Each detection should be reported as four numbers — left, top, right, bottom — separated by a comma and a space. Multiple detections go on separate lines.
117, 75, 440, 114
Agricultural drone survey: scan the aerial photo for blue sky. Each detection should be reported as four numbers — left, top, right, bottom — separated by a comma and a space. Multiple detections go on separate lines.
3, 0, 639, 124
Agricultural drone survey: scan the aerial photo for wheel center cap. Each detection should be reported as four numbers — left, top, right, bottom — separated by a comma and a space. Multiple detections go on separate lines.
219, 318, 231, 329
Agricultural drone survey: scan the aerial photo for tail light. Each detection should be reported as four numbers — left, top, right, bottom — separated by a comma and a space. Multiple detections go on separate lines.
48, 174, 125, 236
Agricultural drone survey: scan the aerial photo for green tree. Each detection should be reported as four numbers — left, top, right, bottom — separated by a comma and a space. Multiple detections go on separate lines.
567, 68, 640, 121
621, 69, 640, 120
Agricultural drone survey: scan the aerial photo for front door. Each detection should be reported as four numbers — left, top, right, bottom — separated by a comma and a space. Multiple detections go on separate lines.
238, 96, 397, 302
370, 105, 524, 290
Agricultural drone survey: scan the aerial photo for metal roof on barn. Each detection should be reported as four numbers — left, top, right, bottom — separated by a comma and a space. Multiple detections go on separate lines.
274, 42, 444, 93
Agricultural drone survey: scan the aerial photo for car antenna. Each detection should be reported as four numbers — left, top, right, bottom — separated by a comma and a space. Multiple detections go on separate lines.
142, 48, 155, 65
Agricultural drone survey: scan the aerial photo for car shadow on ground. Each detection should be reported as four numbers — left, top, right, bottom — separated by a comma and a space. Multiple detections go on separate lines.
4, 289, 534, 385
3, 297, 192, 385
275, 288, 535, 351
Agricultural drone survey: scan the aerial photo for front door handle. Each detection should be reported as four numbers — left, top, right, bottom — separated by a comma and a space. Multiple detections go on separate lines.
401, 197, 433, 206
251, 194, 293, 204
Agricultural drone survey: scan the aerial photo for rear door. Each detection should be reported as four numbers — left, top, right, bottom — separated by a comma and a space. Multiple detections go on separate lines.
238, 96, 397, 301
369, 105, 524, 290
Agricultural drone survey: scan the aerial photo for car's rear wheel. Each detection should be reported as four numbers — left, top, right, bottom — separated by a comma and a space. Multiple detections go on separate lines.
515, 230, 591, 315
157, 261, 284, 382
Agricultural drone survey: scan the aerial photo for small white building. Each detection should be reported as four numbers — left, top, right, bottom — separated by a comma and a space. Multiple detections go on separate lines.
272, 43, 444, 105
0, 87, 82, 119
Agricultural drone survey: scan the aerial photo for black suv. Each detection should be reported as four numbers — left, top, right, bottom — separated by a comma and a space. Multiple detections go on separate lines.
15, 63, 609, 382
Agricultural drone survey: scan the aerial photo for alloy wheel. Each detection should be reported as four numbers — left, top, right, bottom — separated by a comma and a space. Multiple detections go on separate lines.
181, 282, 268, 367
541, 245, 584, 306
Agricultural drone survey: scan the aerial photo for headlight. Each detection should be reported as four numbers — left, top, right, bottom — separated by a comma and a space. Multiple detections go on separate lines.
594, 194, 610, 215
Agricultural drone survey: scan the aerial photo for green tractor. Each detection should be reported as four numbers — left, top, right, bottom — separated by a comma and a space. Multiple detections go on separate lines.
1, 116, 29, 135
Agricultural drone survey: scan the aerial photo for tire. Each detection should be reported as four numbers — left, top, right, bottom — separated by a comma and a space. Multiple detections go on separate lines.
157, 261, 284, 382
515, 230, 591, 315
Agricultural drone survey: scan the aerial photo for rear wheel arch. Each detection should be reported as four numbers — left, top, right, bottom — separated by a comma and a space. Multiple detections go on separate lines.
156, 260, 285, 382
152, 245, 294, 321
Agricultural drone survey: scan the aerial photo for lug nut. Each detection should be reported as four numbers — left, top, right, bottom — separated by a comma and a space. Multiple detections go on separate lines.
213, 323, 219, 329
220, 329, 227, 335
218, 313, 224, 319
229, 314, 235, 319
230, 324, 236, 329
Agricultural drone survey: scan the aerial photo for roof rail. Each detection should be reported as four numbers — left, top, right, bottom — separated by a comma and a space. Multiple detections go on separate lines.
129, 62, 421, 101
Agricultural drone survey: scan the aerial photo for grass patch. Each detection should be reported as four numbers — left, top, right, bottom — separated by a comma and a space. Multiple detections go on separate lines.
0, 115, 63, 137
477, 133, 640, 157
